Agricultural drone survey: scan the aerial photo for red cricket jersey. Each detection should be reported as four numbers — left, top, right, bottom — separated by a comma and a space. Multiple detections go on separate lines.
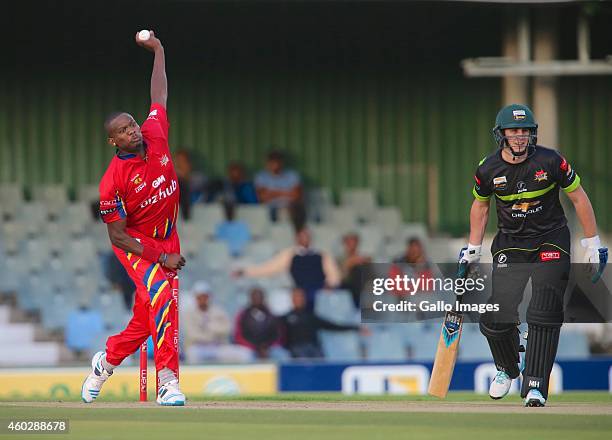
98, 104, 180, 244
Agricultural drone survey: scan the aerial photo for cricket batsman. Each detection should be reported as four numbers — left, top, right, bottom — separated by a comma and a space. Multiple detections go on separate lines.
460, 104, 608, 407
81, 31, 186, 406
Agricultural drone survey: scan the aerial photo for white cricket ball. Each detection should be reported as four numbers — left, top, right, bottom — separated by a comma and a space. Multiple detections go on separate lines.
138, 30, 150, 41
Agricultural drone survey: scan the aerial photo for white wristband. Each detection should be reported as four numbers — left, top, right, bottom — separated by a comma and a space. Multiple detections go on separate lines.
467, 243, 482, 255
581, 235, 601, 249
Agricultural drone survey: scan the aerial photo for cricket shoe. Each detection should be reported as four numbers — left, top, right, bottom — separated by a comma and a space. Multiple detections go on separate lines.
156, 379, 185, 406
489, 371, 512, 400
81, 351, 112, 403
524, 389, 546, 407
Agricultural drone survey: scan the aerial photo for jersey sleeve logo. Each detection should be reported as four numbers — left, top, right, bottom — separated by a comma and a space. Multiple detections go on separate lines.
559, 157, 574, 178
99, 199, 120, 219
147, 109, 159, 120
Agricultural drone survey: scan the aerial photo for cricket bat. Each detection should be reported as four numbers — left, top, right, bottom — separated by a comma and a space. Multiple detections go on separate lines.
428, 262, 468, 398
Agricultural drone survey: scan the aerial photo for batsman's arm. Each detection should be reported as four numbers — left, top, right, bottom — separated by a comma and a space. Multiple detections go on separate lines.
468, 199, 490, 246
565, 186, 598, 239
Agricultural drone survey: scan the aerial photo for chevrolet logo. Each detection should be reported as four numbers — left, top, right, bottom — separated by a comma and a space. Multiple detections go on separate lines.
512, 200, 540, 213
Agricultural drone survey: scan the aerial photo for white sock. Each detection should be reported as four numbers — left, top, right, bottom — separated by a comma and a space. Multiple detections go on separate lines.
158, 368, 177, 387
101, 357, 117, 373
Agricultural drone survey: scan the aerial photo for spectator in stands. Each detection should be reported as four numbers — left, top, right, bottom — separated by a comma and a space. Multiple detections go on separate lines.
233, 287, 283, 359
104, 253, 136, 310
394, 237, 431, 267
174, 149, 207, 220
223, 161, 258, 204
280, 288, 359, 358
65, 302, 105, 359
233, 227, 341, 310
254, 150, 303, 222
183, 281, 252, 363
389, 237, 434, 296
215, 201, 251, 257
338, 232, 372, 307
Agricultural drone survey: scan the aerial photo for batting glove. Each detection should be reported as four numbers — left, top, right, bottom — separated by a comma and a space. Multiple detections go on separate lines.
581, 235, 608, 283
459, 243, 482, 264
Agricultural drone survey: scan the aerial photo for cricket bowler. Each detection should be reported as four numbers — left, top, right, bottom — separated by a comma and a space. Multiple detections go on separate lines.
460, 104, 608, 407
81, 31, 186, 406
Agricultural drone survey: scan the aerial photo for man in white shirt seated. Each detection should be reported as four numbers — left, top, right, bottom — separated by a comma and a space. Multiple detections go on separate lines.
182, 280, 253, 363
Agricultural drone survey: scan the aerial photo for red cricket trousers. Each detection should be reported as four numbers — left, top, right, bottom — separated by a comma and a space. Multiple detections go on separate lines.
105, 231, 180, 374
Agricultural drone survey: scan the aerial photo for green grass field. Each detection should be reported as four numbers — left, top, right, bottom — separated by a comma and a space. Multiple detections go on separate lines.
1, 393, 611, 440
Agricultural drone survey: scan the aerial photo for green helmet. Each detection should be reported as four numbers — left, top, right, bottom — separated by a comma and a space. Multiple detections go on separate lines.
492, 103, 538, 150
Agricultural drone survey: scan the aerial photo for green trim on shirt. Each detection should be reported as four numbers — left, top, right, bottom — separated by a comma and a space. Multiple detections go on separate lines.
495, 182, 557, 201
473, 186, 491, 201
562, 174, 581, 193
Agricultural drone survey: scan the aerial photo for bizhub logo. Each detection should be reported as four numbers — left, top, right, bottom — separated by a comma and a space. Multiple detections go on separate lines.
140, 179, 177, 208
152, 175, 166, 189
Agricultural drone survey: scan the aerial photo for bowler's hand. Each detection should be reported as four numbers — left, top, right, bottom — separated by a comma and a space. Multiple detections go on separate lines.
163, 253, 186, 271
135, 30, 162, 52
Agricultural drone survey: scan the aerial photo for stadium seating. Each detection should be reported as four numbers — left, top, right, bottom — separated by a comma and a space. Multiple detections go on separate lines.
340, 188, 377, 223
32, 184, 69, 218
267, 223, 295, 248
306, 187, 333, 223
191, 204, 224, 237
311, 224, 341, 254
19, 202, 49, 237
0, 305, 61, 366
355, 225, 384, 256
0, 184, 24, 216
375, 207, 402, 240
457, 324, 491, 361
319, 331, 361, 360
409, 322, 441, 360
315, 290, 359, 324
0, 187, 601, 366
76, 184, 99, 204
557, 328, 590, 359
236, 205, 269, 238
363, 324, 407, 361
0, 221, 25, 255
62, 202, 92, 236
328, 207, 359, 233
